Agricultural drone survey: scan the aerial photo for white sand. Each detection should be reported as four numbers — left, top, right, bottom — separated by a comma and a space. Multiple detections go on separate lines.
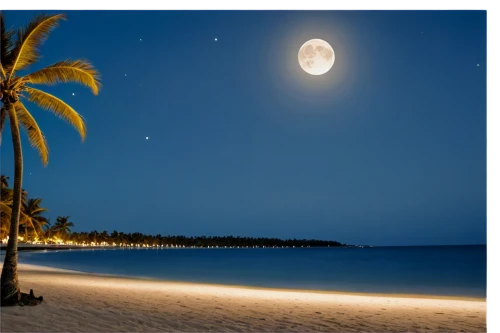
1, 264, 486, 332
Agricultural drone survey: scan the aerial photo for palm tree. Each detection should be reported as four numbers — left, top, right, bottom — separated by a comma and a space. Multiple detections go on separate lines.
0, 13, 101, 305
20, 198, 48, 242
53, 216, 74, 240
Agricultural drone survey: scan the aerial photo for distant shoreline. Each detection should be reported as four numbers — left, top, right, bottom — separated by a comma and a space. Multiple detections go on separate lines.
0, 244, 108, 252
0, 243, 487, 252
0, 244, 356, 252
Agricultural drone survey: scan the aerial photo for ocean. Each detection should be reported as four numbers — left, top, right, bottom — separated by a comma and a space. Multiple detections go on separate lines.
11, 245, 486, 298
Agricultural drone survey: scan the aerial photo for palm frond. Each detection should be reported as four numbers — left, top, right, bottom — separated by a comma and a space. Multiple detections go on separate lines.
1, 175, 10, 188
0, 220, 9, 230
15, 102, 49, 166
0, 199, 12, 210
31, 207, 49, 215
0, 107, 6, 145
1, 189, 13, 207
25, 87, 86, 141
8, 13, 66, 77
27, 198, 49, 214
0, 63, 6, 80
0, 13, 15, 76
19, 215, 29, 226
25, 59, 102, 95
0, 202, 12, 214
0, 219, 10, 229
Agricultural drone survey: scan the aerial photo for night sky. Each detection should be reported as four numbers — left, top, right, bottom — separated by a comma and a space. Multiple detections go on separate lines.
1, 11, 486, 246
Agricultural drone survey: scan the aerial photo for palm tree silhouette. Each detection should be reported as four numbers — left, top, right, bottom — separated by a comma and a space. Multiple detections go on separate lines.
0, 13, 101, 304
53, 216, 74, 240
20, 198, 48, 242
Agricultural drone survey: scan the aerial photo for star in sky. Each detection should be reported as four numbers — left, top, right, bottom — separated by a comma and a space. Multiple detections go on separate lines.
146, 136, 149, 140
72, 93, 75, 96
477, 64, 480, 67
214, 37, 218, 41
125, 74, 127, 77
140, 38, 142, 41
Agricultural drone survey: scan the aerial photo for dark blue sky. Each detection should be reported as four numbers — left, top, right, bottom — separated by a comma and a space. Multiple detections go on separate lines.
1, 11, 486, 246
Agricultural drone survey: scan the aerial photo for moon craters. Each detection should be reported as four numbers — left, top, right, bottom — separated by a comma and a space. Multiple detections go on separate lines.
298, 39, 335, 76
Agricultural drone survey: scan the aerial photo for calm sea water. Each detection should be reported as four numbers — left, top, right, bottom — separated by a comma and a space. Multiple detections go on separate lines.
11, 245, 486, 297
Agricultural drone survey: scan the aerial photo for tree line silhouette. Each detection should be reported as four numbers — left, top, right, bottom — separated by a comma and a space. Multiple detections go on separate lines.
1, 174, 345, 248
68, 231, 345, 248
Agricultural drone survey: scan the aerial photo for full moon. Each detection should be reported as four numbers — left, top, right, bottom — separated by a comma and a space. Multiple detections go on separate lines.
298, 39, 335, 75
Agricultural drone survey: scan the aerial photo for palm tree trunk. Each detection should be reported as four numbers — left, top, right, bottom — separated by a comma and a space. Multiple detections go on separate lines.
1, 102, 23, 306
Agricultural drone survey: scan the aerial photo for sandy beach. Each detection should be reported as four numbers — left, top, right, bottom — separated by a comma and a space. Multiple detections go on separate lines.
0, 264, 486, 332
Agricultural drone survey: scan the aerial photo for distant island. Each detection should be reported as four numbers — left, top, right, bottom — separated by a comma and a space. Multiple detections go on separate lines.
2, 230, 346, 249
